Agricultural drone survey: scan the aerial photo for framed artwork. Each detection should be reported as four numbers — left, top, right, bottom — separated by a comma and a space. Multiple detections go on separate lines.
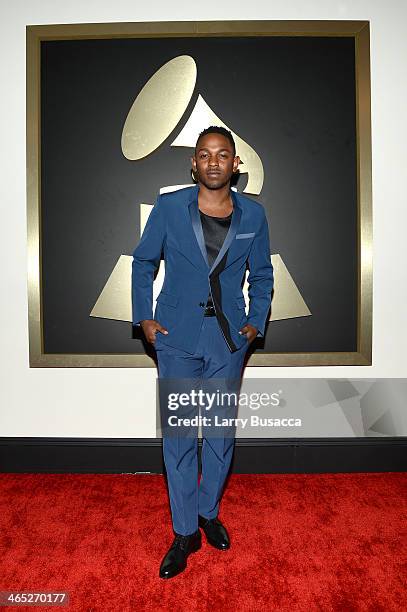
27, 20, 372, 367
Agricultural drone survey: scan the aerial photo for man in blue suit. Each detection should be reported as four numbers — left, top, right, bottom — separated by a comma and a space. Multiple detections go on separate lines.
132, 126, 274, 578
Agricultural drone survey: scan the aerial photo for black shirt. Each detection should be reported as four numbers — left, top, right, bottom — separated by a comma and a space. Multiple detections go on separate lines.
199, 209, 232, 308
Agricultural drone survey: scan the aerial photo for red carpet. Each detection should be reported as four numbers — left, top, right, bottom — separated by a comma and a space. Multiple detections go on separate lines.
0, 472, 405, 611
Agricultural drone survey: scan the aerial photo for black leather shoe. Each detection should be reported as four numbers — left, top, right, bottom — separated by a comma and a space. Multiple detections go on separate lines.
198, 514, 230, 550
159, 529, 201, 579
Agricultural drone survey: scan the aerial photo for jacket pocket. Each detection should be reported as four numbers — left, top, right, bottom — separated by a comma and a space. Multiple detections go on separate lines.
156, 292, 179, 308
236, 232, 255, 239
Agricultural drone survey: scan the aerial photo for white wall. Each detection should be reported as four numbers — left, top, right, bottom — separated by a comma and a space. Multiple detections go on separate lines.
0, 1, 406, 437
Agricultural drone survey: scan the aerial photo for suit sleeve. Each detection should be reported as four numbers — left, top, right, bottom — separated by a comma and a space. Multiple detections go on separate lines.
131, 194, 166, 327
246, 209, 274, 337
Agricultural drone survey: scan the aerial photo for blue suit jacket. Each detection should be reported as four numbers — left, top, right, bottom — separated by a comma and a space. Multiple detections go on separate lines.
132, 184, 274, 354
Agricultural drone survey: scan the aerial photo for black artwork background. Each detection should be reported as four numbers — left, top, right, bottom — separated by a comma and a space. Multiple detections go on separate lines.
40, 35, 357, 355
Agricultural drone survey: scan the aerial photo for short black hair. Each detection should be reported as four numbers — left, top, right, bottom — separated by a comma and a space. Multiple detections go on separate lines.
195, 126, 236, 157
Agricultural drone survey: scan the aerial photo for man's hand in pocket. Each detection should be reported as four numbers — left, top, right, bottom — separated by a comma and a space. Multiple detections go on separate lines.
239, 323, 258, 343
140, 320, 168, 345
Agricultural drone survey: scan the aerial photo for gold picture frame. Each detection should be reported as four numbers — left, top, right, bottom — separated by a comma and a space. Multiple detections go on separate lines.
27, 20, 372, 367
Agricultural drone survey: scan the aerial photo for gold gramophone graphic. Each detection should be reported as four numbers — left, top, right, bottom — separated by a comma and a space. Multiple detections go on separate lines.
90, 55, 310, 326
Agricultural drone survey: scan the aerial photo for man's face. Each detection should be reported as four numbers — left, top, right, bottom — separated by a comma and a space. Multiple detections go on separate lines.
191, 133, 240, 190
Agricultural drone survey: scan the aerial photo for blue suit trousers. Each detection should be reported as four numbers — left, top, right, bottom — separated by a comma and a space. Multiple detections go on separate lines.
155, 315, 249, 535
